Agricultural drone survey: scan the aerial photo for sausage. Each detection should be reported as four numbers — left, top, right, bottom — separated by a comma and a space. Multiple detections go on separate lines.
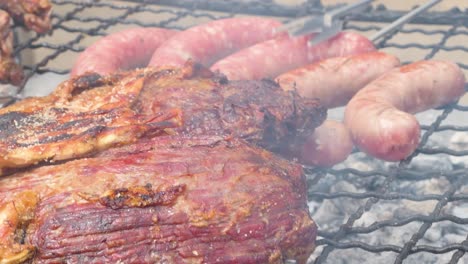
211, 31, 376, 80
71, 27, 176, 76
344, 60, 466, 161
276, 52, 400, 108
299, 120, 354, 167
276, 52, 399, 167
148, 17, 283, 68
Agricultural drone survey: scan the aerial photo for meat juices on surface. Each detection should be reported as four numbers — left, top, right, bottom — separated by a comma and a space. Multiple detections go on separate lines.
211, 31, 376, 80
345, 60, 466, 161
148, 17, 283, 68
71, 27, 177, 76
0, 63, 323, 263
276, 52, 401, 108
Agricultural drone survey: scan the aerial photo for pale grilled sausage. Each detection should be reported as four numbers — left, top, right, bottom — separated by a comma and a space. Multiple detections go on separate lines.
299, 120, 354, 167
148, 17, 283, 68
277, 52, 400, 167
71, 27, 176, 76
344, 60, 466, 161
211, 31, 376, 80
276, 52, 400, 108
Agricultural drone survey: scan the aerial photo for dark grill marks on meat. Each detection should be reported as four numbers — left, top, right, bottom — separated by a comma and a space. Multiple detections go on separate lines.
97, 184, 186, 209
0, 70, 184, 174
0, 63, 325, 175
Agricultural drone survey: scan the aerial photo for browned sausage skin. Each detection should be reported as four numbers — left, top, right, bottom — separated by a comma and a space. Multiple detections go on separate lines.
71, 27, 176, 76
344, 60, 466, 161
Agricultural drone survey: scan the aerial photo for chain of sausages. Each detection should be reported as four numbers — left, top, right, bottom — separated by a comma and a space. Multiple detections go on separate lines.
71, 18, 466, 166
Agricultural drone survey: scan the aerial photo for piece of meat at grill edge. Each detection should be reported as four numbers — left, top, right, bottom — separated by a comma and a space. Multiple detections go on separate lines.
0, 0, 52, 34
0, 62, 326, 175
0, 63, 322, 263
0, 136, 317, 263
0, 9, 23, 85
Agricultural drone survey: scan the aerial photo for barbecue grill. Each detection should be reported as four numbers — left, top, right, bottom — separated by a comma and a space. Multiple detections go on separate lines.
4, 0, 468, 263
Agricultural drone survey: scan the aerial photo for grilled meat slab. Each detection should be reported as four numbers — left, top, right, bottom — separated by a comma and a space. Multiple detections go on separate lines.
0, 63, 325, 175
0, 63, 325, 263
1, 136, 317, 263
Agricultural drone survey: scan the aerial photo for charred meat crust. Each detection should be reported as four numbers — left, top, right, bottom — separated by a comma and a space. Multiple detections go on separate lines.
97, 184, 186, 209
0, 64, 325, 175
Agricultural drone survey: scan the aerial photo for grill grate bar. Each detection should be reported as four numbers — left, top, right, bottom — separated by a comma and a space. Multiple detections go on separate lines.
319, 214, 468, 238
394, 175, 464, 263
418, 147, 468, 156
14, 4, 88, 55
316, 238, 468, 254
346, 24, 450, 35
313, 170, 398, 262
450, 239, 468, 264
121, 0, 324, 18
420, 124, 468, 132
310, 191, 468, 202
424, 24, 460, 60
306, 167, 467, 180
383, 43, 468, 53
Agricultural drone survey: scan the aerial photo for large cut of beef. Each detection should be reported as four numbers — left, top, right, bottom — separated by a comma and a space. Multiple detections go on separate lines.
0, 63, 325, 263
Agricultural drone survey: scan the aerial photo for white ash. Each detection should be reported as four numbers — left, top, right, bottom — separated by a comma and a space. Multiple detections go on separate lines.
452, 203, 468, 219
403, 252, 461, 264
308, 197, 468, 263
307, 133, 467, 264
449, 131, 468, 167
392, 177, 450, 197
0, 83, 18, 96
336, 152, 389, 172
21, 73, 69, 98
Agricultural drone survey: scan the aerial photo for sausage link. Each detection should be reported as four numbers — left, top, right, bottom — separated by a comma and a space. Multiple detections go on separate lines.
276, 52, 400, 108
148, 17, 282, 68
71, 27, 176, 76
211, 31, 376, 80
299, 120, 354, 167
344, 60, 466, 161
276, 52, 399, 167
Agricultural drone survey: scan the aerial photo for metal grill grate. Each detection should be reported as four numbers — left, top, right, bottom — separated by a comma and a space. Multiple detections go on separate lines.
5, 0, 468, 263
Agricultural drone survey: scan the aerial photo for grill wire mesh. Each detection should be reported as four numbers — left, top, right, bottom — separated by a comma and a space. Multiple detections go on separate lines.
4, 0, 468, 263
